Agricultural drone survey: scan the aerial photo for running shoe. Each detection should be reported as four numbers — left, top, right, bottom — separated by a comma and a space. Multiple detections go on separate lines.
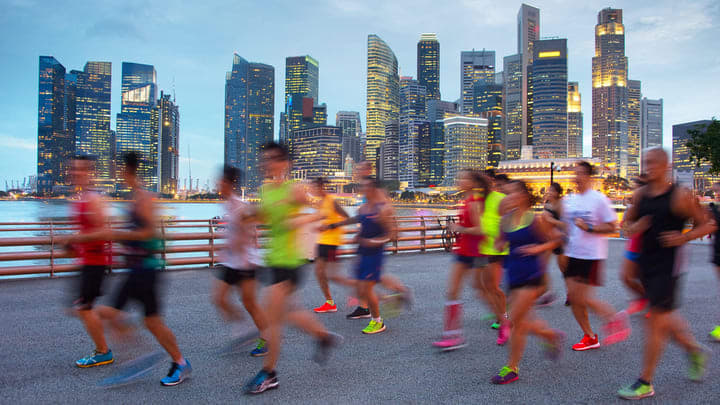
497, 322, 510, 346
603, 311, 631, 346
617, 380, 655, 400
313, 302, 338, 313
626, 298, 649, 315
244, 369, 279, 394
542, 330, 566, 361
490, 321, 501, 330
160, 360, 192, 386
250, 338, 268, 357
491, 366, 519, 385
76, 349, 114, 368
362, 320, 386, 334
572, 334, 600, 351
432, 336, 467, 351
313, 331, 344, 364
709, 325, 720, 342
688, 346, 708, 382
536, 293, 556, 307
346, 306, 371, 319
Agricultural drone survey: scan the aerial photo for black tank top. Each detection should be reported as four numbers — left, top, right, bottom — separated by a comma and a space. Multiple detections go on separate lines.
710, 203, 720, 255
635, 184, 686, 276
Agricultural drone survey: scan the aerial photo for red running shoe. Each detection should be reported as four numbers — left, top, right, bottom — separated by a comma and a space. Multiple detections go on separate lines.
313, 302, 338, 313
627, 298, 648, 315
572, 334, 600, 351
603, 311, 631, 345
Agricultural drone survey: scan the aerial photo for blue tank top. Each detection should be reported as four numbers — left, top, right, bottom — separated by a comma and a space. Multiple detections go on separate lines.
357, 203, 386, 256
125, 196, 163, 271
503, 214, 544, 285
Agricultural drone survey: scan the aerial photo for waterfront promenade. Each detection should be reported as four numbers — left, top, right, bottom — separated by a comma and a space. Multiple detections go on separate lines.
1, 239, 719, 403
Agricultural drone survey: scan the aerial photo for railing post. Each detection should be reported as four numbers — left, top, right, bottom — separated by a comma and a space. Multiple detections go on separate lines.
209, 219, 215, 267
49, 220, 55, 278
160, 219, 167, 271
420, 216, 426, 252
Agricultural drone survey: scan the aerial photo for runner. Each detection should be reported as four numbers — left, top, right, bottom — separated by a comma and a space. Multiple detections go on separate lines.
95, 151, 191, 386
617, 147, 713, 400
311, 177, 351, 314
64, 155, 113, 368
432, 169, 488, 350
212, 165, 268, 356
243, 142, 341, 395
477, 171, 510, 345
325, 176, 411, 335
491, 180, 565, 385
562, 161, 630, 351
708, 181, 720, 341
621, 175, 648, 316
536, 182, 567, 307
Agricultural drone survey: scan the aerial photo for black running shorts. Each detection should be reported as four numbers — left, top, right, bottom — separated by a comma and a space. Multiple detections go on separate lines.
564, 257, 603, 286
112, 270, 160, 317
74, 265, 108, 310
641, 273, 680, 312
270, 266, 304, 287
317, 244, 339, 262
215, 264, 255, 285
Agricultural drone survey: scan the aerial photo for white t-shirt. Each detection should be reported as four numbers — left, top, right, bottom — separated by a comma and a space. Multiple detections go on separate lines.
562, 189, 617, 260
218, 195, 262, 269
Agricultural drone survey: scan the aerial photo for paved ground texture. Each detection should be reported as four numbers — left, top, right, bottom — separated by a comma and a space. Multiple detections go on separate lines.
2, 240, 720, 404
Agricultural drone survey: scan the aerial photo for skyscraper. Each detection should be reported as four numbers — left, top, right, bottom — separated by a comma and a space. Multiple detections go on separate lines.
518, 4, 540, 148
417, 33, 440, 101
74, 62, 113, 190
443, 116, 488, 185
37, 56, 72, 195
592, 8, 630, 178
531, 38, 568, 159
336, 111, 363, 164
672, 120, 715, 190
398, 77, 429, 188
426, 100, 459, 185
378, 121, 399, 182
641, 98, 663, 151
292, 126, 342, 180
158, 91, 179, 195
460, 50, 495, 114
503, 54, 523, 160
627, 80, 641, 177
116, 62, 158, 192
567, 82, 583, 158
473, 81, 503, 167
224, 54, 275, 191
366, 34, 400, 168
283, 55, 319, 149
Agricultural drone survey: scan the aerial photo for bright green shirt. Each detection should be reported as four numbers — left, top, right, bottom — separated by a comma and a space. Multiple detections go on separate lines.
479, 191, 509, 256
260, 181, 304, 268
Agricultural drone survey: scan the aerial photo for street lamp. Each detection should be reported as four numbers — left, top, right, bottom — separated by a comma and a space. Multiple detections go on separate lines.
550, 161, 555, 186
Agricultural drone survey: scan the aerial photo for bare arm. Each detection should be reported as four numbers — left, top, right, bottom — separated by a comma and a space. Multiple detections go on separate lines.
659, 188, 716, 247
112, 191, 157, 241
333, 200, 350, 219
517, 214, 562, 256
360, 204, 396, 247
450, 200, 484, 236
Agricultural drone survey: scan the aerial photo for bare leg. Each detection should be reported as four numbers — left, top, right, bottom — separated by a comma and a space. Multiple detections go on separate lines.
77, 308, 109, 353
144, 315, 183, 363
96, 305, 134, 339
447, 262, 470, 301
213, 280, 243, 322
621, 259, 645, 298
286, 309, 329, 338
361, 281, 381, 318
666, 312, 700, 352
262, 281, 291, 371
314, 258, 332, 301
507, 288, 538, 369
567, 279, 595, 336
239, 279, 268, 332
640, 310, 670, 382
482, 261, 507, 321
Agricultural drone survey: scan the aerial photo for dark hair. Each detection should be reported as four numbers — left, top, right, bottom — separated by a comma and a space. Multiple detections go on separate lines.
123, 151, 141, 173
549, 182, 563, 196
313, 177, 327, 186
577, 160, 595, 175
262, 142, 290, 161
361, 176, 382, 189
74, 154, 97, 162
510, 179, 536, 206
495, 173, 510, 183
222, 165, 241, 185
462, 169, 491, 196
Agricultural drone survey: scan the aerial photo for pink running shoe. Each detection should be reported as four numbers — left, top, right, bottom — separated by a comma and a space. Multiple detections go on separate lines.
497, 322, 510, 345
626, 299, 648, 315
603, 311, 631, 346
432, 336, 467, 351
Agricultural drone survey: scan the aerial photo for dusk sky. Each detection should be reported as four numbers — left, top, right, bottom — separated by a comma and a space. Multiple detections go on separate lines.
1, 0, 718, 187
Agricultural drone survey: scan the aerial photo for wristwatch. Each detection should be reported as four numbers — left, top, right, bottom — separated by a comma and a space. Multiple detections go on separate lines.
587, 224, 594, 233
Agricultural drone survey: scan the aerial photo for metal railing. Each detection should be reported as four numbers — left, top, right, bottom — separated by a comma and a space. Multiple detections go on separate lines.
0, 215, 456, 278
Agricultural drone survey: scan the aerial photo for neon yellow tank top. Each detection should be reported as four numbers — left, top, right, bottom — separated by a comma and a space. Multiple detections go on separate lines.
260, 181, 304, 268
479, 191, 509, 255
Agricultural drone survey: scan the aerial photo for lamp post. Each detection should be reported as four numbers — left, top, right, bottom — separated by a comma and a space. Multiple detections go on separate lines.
550, 161, 555, 186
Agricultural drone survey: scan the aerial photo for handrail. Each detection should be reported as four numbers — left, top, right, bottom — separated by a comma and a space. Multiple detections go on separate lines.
0, 216, 457, 278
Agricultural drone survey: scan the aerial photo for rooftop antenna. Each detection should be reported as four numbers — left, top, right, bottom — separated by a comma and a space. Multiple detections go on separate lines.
172, 76, 176, 102
187, 143, 192, 192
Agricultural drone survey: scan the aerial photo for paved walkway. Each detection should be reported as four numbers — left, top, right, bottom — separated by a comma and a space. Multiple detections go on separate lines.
1, 240, 719, 403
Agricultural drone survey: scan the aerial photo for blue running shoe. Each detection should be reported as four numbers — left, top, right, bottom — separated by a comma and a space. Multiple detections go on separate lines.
160, 361, 192, 386
244, 369, 278, 394
250, 339, 268, 357
76, 350, 114, 368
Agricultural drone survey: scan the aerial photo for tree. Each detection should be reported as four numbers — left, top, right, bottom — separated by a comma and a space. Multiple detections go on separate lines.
686, 118, 720, 173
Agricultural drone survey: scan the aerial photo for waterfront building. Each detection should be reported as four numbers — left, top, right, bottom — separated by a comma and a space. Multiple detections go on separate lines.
336, 111, 364, 164
158, 91, 179, 195
503, 54, 523, 160
378, 120, 399, 182
567, 82, 583, 158
292, 125, 342, 180
518, 3, 540, 148
283, 55, 319, 150
531, 38, 568, 159
442, 116, 488, 186
473, 81, 503, 168
426, 100, 459, 186
672, 120, 716, 192
417, 33, 440, 101
498, 157, 604, 195
460, 50, 495, 114
627, 79, 641, 177
641, 98, 663, 150
366, 34, 400, 168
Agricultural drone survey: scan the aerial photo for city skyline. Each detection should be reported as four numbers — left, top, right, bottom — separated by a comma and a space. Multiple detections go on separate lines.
3, 0, 719, 185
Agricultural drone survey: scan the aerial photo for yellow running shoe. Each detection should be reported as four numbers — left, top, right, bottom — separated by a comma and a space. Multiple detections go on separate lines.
362, 320, 386, 334
709, 325, 720, 342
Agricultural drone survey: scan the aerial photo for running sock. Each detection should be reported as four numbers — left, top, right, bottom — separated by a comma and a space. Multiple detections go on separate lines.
638, 378, 650, 386
177, 358, 187, 367
373, 317, 383, 323
327, 299, 335, 306
444, 301, 462, 335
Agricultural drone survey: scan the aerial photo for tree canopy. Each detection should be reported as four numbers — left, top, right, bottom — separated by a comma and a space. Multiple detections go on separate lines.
686, 118, 720, 174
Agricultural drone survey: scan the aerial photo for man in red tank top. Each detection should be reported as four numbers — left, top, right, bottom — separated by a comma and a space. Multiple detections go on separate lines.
64, 156, 114, 368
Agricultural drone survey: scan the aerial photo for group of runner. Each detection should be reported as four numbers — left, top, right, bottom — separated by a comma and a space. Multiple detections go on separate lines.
63, 145, 719, 400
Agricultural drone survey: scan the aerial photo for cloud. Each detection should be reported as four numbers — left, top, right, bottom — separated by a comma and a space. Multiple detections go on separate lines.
0, 134, 35, 150
85, 18, 145, 41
